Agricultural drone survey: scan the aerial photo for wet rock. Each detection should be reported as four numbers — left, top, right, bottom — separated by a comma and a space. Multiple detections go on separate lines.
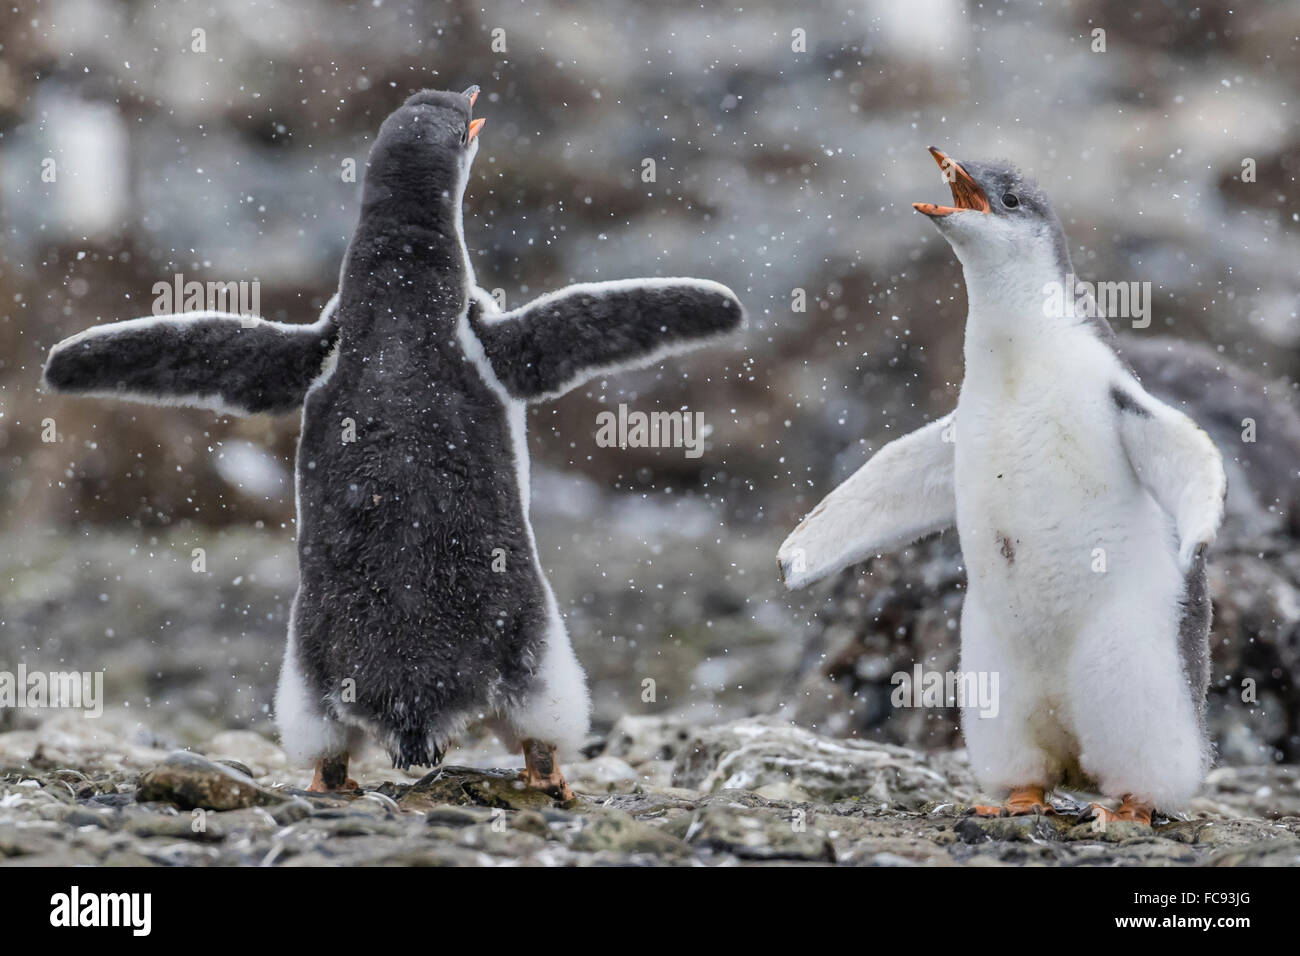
1195, 764, 1300, 818
1210, 840, 1300, 866
378, 766, 572, 813
955, 813, 1065, 845
87, 792, 134, 809
567, 755, 641, 793
0, 713, 171, 774
1067, 819, 1160, 845
204, 731, 290, 778
136, 751, 286, 811
34, 802, 114, 829
443, 822, 551, 858
568, 808, 691, 857
282, 841, 494, 868
268, 797, 315, 825
672, 716, 976, 807
139, 843, 222, 866
681, 801, 835, 863
306, 817, 409, 839
1168, 817, 1298, 848
215, 759, 256, 779
0, 824, 67, 859
424, 805, 497, 828
124, 813, 226, 842
59, 807, 114, 829
504, 809, 553, 840
602, 715, 699, 765
100, 849, 161, 867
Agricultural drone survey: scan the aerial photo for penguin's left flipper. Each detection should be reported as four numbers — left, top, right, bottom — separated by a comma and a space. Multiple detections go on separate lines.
467, 278, 743, 401
777, 414, 955, 589
42, 296, 340, 416
1111, 382, 1227, 571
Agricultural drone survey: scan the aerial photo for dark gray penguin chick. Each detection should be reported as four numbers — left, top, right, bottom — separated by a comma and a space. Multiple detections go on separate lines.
43, 87, 744, 797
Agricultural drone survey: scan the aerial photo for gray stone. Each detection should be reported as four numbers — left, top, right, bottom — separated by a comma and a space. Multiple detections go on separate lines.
682, 802, 836, 863
136, 751, 286, 811
568, 809, 691, 857
672, 716, 975, 806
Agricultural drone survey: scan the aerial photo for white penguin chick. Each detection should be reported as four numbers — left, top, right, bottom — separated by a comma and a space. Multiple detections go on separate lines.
778, 147, 1226, 825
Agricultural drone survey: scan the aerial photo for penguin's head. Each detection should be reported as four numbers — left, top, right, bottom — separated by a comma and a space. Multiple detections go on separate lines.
913, 148, 1070, 276
362, 86, 485, 211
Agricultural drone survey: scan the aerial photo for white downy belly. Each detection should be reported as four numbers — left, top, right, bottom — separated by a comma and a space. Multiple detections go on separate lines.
954, 400, 1172, 653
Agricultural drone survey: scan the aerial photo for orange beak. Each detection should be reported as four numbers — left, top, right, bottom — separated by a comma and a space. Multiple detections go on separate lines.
913, 147, 989, 217
464, 85, 484, 141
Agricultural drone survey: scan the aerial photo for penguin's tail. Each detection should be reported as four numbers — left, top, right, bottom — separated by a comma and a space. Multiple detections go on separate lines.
388, 736, 446, 772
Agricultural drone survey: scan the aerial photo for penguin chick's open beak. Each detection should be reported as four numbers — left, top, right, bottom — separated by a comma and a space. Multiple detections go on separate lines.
463, 85, 485, 142
913, 147, 989, 217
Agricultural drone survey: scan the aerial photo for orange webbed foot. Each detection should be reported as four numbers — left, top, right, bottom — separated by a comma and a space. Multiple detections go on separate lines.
1003, 786, 1055, 816
520, 739, 576, 802
968, 786, 1054, 817
1086, 794, 1153, 826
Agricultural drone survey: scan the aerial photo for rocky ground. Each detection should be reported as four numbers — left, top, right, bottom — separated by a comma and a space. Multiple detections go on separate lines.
3, 713, 1298, 866
2, 508, 1299, 868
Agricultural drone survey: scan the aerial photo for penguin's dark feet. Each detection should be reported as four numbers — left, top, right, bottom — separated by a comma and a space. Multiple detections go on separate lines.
1085, 794, 1153, 826
307, 755, 359, 793
969, 785, 1055, 817
519, 739, 575, 802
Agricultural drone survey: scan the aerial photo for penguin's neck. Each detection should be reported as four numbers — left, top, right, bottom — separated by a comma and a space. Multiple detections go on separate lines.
447, 171, 478, 291
957, 240, 1074, 373
343, 177, 474, 340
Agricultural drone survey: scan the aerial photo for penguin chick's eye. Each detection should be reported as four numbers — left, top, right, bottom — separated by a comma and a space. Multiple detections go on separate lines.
1001, 192, 1019, 209
460, 126, 468, 146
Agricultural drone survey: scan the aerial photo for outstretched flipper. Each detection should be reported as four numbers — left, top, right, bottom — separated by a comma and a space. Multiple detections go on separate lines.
778, 414, 955, 589
1111, 381, 1226, 571
42, 296, 340, 416
466, 278, 743, 401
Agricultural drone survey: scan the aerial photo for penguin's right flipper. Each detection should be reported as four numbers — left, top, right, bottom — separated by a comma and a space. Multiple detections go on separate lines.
467, 278, 743, 401
42, 297, 340, 416
777, 414, 955, 589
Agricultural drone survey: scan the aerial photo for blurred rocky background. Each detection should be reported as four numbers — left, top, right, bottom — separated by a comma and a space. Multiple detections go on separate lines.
1, 0, 1298, 780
